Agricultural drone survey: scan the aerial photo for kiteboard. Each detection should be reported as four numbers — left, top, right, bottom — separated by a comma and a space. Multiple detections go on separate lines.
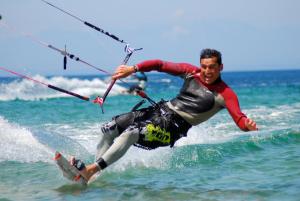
54, 151, 88, 186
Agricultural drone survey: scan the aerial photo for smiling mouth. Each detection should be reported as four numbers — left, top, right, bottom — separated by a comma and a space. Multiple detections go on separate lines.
205, 74, 213, 79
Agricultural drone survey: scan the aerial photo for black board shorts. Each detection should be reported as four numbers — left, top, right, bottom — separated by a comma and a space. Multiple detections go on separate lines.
114, 101, 192, 150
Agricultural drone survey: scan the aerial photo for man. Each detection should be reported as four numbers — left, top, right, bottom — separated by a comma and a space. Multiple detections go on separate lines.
72, 48, 258, 181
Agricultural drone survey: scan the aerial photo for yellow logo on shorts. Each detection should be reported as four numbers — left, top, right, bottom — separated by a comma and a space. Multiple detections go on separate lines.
145, 124, 170, 144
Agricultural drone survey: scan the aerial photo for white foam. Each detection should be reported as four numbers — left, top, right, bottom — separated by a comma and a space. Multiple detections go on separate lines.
0, 75, 127, 101
0, 116, 53, 163
42, 122, 103, 154
109, 146, 171, 172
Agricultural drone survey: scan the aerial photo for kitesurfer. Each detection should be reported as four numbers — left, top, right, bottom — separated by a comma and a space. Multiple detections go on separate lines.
71, 48, 258, 181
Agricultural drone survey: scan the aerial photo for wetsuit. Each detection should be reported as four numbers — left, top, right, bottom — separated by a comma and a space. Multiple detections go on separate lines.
94, 60, 249, 170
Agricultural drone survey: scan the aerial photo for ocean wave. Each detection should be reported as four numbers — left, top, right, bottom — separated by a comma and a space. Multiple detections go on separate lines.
0, 75, 127, 101
0, 116, 53, 163
0, 116, 94, 163
42, 122, 104, 155
168, 130, 300, 169
34, 101, 300, 172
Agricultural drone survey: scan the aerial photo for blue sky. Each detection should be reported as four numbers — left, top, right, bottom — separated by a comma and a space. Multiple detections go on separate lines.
0, 0, 299, 76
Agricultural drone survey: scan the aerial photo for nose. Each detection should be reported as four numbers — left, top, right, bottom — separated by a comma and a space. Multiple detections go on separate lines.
206, 67, 213, 73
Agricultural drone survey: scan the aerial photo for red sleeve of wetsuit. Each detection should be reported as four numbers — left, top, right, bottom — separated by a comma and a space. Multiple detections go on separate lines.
221, 86, 249, 131
136, 59, 198, 76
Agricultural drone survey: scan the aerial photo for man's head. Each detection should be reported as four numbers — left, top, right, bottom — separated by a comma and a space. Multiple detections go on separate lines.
199, 48, 223, 85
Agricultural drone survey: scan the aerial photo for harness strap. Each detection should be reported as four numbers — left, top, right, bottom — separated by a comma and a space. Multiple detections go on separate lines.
131, 100, 146, 111
135, 101, 191, 149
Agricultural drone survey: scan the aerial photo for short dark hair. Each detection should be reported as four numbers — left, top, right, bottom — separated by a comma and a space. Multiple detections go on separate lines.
200, 48, 222, 65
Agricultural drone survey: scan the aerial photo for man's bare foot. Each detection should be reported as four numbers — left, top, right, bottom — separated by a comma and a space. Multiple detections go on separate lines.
80, 164, 100, 181
70, 157, 100, 181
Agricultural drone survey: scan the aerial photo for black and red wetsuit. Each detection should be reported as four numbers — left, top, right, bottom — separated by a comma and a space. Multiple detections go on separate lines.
95, 59, 251, 169
135, 59, 249, 131
110, 59, 250, 150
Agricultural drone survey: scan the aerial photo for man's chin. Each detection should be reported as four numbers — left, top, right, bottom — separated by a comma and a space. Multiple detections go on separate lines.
204, 80, 213, 84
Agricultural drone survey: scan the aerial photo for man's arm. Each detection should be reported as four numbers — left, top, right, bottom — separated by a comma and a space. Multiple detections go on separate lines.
135, 60, 198, 76
222, 87, 258, 131
112, 59, 198, 80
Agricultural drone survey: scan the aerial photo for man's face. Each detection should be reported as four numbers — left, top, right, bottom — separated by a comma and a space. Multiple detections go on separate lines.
200, 57, 223, 85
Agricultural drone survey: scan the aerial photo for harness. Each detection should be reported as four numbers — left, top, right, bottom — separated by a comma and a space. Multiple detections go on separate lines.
114, 99, 191, 150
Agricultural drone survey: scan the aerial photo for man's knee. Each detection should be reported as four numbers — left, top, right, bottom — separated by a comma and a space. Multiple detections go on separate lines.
117, 126, 140, 144
101, 120, 119, 138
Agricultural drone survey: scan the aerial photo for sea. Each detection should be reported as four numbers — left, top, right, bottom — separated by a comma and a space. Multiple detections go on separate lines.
0, 70, 300, 201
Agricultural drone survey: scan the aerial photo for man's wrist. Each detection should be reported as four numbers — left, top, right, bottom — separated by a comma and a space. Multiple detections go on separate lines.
133, 65, 138, 72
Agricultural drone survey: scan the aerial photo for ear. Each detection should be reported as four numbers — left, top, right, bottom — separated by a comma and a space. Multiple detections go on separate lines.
219, 64, 223, 71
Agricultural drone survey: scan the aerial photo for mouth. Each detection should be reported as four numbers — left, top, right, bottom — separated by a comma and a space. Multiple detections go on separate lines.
204, 74, 213, 81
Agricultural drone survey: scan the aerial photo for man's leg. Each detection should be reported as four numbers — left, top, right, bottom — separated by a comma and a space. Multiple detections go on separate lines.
81, 126, 139, 180
95, 120, 120, 161
100, 126, 139, 166
75, 120, 120, 181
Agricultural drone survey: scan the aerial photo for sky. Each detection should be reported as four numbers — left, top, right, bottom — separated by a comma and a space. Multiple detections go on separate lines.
0, 0, 300, 76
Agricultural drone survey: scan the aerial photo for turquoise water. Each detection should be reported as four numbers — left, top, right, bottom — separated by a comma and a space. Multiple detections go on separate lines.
0, 70, 300, 201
